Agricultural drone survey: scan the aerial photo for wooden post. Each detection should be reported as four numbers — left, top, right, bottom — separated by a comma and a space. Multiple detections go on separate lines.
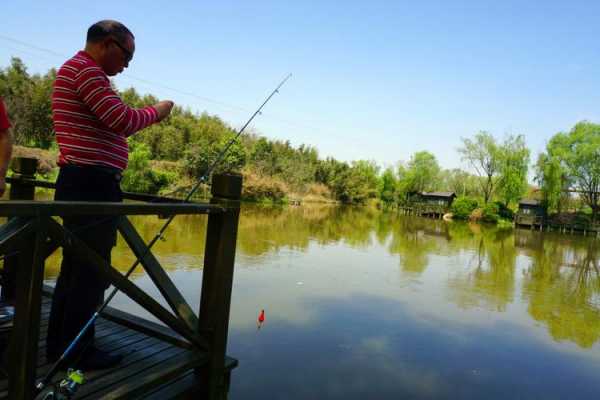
8, 217, 46, 400
2, 157, 37, 303
197, 174, 242, 399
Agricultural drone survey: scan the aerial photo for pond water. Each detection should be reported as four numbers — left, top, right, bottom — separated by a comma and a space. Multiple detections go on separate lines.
42, 204, 600, 399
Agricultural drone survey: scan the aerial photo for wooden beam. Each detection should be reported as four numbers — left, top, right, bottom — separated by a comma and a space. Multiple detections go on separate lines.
8, 218, 46, 400
82, 351, 209, 399
6, 176, 186, 203
117, 216, 199, 332
100, 306, 194, 350
0, 201, 224, 217
197, 174, 242, 399
41, 284, 193, 350
0, 217, 37, 256
45, 219, 207, 350
121, 191, 185, 204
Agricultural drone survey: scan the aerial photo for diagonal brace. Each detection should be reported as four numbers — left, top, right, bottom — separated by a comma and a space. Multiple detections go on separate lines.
46, 218, 207, 349
0, 217, 37, 256
117, 216, 199, 332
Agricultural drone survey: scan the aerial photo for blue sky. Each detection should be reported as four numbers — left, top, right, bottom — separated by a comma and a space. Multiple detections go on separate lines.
2, 1, 600, 170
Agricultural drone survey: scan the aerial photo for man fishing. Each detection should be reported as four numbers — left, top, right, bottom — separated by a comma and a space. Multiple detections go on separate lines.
46, 19, 174, 370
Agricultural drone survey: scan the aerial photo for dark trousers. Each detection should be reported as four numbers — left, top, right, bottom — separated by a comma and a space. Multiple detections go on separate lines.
46, 165, 122, 358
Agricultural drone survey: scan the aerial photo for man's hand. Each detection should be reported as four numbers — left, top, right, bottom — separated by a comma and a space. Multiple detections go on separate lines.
154, 100, 174, 122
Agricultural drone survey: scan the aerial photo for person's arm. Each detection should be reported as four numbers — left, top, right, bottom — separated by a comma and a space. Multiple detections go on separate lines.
0, 128, 13, 197
74, 66, 173, 136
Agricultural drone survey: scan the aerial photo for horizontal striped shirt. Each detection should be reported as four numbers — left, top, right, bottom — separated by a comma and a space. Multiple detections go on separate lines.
0, 98, 10, 132
52, 51, 158, 171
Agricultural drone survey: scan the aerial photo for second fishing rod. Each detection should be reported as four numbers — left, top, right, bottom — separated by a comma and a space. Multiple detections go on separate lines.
36, 73, 292, 394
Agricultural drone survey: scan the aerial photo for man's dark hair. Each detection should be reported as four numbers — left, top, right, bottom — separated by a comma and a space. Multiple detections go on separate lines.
87, 20, 134, 44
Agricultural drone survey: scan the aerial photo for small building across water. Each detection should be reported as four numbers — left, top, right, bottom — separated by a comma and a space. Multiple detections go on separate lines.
515, 199, 546, 227
419, 192, 457, 209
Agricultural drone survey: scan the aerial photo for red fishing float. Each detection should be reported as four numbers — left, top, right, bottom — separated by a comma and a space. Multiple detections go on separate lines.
257, 309, 265, 329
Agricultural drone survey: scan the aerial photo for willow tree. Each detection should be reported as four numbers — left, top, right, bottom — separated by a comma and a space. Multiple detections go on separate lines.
539, 122, 600, 221
497, 134, 530, 207
378, 166, 398, 205
458, 131, 501, 204
535, 153, 567, 213
401, 151, 440, 193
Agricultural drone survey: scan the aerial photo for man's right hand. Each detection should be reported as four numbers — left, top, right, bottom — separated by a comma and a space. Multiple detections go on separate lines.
154, 100, 175, 121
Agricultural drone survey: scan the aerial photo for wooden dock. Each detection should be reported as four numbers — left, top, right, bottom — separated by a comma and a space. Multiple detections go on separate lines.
1, 290, 237, 399
515, 213, 600, 237
0, 158, 243, 399
398, 203, 447, 219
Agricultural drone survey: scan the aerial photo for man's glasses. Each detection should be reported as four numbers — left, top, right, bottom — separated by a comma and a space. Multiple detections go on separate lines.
111, 39, 133, 63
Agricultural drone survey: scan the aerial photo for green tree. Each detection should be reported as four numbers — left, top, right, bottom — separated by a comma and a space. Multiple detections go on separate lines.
400, 151, 440, 194
497, 134, 530, 207
183, 132, 247, 178
458, 131, 501, 204
441, 168, 482, 197
451, 196, 479, 219
535, 153, 567, 213
121, 142, 174, 194
0, 57, 55, 148
539, 122, 600, 221
347, 160, 380, 203
378, 166, 398, 204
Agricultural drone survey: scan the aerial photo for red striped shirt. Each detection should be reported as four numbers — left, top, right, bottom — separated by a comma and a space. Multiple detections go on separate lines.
52, 51, 158, 171
0, 98, 10, 132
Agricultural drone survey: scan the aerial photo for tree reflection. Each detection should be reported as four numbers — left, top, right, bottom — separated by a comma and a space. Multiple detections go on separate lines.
446, 225, 517, 311
522, 237, 600, 348
388, 217, 449, 275
41, 204, 600, 350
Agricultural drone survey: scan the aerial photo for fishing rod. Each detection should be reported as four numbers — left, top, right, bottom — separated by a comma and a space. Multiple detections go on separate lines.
35, 73, 292, 396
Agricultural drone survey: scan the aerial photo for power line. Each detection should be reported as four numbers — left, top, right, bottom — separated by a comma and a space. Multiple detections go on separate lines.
0, 33, 321, 134
0, 32, 349, 160
0, 33, 249, 113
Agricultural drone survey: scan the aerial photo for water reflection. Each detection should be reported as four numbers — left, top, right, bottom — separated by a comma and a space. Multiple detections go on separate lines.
41, 204, 600, 350
520, 232, 600, 348
35, 204, 600, 398
446, 226, 517, 312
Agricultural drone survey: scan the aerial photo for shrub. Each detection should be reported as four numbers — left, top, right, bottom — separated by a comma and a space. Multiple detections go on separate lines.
469, 207, 484, 221
495, 201, 514, 220
482, 202, 500, 223
451, 196, 479, 219
183, 136, 246, 179
121, 143, 175, 194
241, 170, 288, 202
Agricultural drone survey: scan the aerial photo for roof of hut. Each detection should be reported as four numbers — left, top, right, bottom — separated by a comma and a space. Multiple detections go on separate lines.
519, 198, 542, 206
420, 191, 456, 198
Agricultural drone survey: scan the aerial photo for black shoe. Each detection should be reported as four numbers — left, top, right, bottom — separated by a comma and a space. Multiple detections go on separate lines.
76, 346, 123, 370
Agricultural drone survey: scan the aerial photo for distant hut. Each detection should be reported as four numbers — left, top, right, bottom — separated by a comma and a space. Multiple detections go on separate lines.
419, 192, 457, 209
400, 191, 456, 218
515, 199, 546, 227
517, 199, 546, 217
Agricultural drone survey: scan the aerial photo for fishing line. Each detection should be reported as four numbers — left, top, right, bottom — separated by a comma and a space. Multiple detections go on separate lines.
35, 73, 292, 395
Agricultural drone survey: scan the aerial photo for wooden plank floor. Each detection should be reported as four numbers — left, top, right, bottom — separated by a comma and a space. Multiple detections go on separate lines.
0, 296, 236, 399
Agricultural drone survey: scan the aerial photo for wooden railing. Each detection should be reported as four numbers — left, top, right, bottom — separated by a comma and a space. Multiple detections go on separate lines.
398, 202, 448, 219
0, 157, 242, 399
515, 212, 600, 236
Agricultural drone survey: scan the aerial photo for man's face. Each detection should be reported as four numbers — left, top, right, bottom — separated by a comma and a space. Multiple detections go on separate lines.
102, 35, 135, 76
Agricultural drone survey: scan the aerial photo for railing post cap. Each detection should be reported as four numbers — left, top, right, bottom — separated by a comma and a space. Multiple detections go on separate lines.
211, 173, 243, 200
